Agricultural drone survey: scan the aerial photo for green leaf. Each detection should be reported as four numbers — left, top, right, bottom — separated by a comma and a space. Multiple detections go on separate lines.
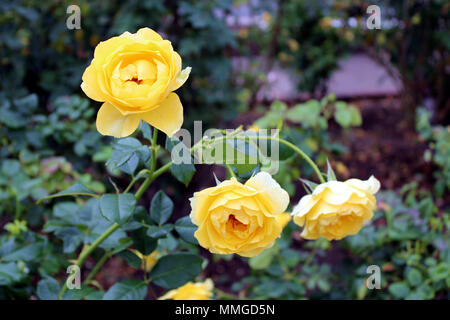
147, 224, 173, 238
14, 94, 38, 111
1, 159, 21, 177
63, 285, 98, 300
277, 130, 297, 160
270, 100, 287, 113
389, 282, 410, 298
130, 228, 157, 255
174, 216, 198, 244
100, 193, 136, 225
37, 184, 99, 204
102, 280, 147, 300
0, 262, 23, 285
334, 101, 353, 128
149, 253, 203, 289
170, 162, 196, 187
165, 136, 196, 186
429, 263, 449, 282
159, 233, 178, 251
85, 290, 105, 300
106, 138, 151, 175
2, 243, 42, 262
406, 268, 422, 287
285, 100, 321, 127
348, 105, 362, 126
249, 245, 278, 270
140, 122, 152, 141
280, 249, 301, 267
150, 191, 173, 225
326, 159, 337, 181
37, 277, 60, 300
226, 138, 260, 176
118, 250, 142, 269
317, 279, 331, 292
406, 284, 435, 300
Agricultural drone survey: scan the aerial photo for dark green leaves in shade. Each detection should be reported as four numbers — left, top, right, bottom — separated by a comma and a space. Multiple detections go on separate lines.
165, 136, 195, 186
37, 277, 60, 300
174, 216, 198, 244
150, 190, 173, 225
130, 227, 157, 256
102, 280, 147, 300
100, 193, 136, 225
106, 137, 151, 175
37, 183, 98, 204
149, 253, 203, 289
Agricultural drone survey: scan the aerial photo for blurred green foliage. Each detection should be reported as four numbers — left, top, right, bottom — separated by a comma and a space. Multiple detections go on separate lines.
416, 107, 450, 197
251, 94, 359, 194
275, 0, 449, 118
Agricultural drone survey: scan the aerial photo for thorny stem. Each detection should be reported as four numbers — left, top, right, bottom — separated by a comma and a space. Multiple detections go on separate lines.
135, 128, 159, 199
196, 135, 325, 184
58, 129, 163, 300
304, 245, 318, 267
83, 250, 111, 285
58, 223, 119, 299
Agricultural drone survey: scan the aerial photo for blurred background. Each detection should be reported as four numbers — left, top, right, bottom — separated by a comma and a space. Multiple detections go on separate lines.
0, 0, 448, 299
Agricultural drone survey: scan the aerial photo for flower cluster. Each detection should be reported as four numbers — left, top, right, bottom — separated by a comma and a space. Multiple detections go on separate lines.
81, 27, 381, 257
190, 173, 380, 256
78, 27, 382, 300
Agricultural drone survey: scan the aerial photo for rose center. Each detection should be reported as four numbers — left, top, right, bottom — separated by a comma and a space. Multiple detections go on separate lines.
227, 214, 248, 232
128, 77, 143, 85
116, 59, 157, 86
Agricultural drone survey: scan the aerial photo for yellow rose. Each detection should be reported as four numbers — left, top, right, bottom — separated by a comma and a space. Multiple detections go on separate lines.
81, 27, 191, 138
247, 124, 260, 132
159, 279, 214, 300
130, 249, 159, 272
190, 172, 289, 257
277, 212, 292, 229
292, 176, 380, 240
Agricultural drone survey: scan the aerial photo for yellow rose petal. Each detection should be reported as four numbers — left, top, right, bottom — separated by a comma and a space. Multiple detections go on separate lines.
245, 171, 289, 215
158, 279, 214, 300
275, 212, 291, 229
81, 65, 105, 102
92, 36, 132, 69
134, 27, 164, 42
96, 102, 140, 138
139, 92, 183, 137
170, 66, 191, 91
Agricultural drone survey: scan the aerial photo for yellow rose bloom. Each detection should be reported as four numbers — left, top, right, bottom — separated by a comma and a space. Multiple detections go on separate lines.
190, 172, 289, 257
159, 279, 214, 300
130, 249, 159, 272
247, 124, 260, 132
81, 27, 191, 138
277, 212, 292, 229
292, 176, 380, 240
